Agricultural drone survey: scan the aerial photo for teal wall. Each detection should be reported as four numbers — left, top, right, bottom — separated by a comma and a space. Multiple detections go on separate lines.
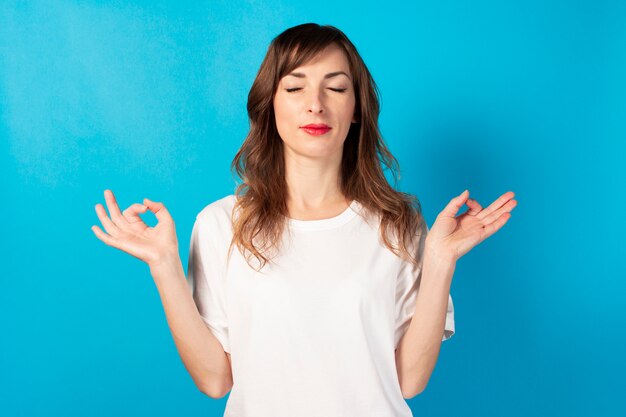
1, 1, 624, 416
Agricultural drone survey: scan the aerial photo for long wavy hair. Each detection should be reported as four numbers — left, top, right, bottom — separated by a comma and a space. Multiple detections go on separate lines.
228, 23, 426, 272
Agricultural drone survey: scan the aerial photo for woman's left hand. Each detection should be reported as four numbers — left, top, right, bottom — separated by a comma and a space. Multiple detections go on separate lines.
426, 190, 517, 262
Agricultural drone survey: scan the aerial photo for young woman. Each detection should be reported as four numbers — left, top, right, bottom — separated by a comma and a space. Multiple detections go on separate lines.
92, 23, 517, 417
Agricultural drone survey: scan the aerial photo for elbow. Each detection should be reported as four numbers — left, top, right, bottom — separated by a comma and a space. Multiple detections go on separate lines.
199, 379, 232, 399
198, 354, 234, 399
401, 380, 427, 400
197, 381, 218, 399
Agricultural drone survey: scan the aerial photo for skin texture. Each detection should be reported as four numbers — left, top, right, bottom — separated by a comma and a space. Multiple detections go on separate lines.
397, 189, 517, 399
91, 191, 178, 266
427, 189, 518, 262
273, 43, 358, 218
91, 44, 518, 400
91, 192, 233, 398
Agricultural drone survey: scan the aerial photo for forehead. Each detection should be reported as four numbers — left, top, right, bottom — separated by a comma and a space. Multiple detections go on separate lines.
284, 44, 351, 78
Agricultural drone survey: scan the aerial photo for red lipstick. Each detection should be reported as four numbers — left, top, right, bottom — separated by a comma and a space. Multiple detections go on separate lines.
300, 123, 331, 136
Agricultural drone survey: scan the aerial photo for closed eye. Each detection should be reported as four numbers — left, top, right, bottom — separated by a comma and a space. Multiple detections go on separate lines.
285, 88, 347, 93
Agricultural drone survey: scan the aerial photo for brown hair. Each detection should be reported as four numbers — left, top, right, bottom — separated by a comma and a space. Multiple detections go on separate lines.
228, 23, 426, 272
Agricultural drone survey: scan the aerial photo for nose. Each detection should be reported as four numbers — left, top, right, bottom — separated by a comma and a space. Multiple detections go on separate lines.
307, 88, 325, 114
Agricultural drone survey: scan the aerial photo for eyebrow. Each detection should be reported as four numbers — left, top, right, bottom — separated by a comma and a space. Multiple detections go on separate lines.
286, 71, 351, 80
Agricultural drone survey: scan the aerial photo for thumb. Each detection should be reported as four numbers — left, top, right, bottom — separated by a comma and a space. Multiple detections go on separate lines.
440, 189, 470, 218
143, 198, 171, 222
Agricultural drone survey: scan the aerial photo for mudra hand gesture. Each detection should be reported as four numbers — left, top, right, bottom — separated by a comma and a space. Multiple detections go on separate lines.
91, 189, 179, 267
426, 190, 517, 262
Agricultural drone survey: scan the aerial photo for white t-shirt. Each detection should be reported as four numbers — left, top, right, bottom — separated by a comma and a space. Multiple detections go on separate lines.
186, 194, 455, 417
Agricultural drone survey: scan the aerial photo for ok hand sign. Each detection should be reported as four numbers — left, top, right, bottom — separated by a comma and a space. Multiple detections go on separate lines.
91, 189, 179, 267
426, 190, 517, 262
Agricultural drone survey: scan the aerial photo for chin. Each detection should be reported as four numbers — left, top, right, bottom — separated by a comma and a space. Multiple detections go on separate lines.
292, 144, 344, 160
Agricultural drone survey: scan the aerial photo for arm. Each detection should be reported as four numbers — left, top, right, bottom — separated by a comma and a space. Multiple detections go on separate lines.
150, 254, 233, 398
91, 190, 233, 398
394, 246, 456, 399
395, 189, 516, 399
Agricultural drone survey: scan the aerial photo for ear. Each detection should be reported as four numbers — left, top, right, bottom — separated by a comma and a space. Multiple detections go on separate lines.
352, 112, 359, 124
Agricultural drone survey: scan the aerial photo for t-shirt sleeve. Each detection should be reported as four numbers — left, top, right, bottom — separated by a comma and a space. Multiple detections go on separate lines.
394, 223, 455, 349
186, 214, 231, 354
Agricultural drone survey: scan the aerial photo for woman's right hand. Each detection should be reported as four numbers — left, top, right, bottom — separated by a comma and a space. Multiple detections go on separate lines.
91, 189, 179, 267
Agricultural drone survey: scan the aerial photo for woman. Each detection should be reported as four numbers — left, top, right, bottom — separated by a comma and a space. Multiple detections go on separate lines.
92, 23, 516, 417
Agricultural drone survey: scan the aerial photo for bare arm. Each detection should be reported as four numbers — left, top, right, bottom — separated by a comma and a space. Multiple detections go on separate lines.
150, 254, 233, 398
91, 189, 232, 398
395, 247, 455, 399
395, 189, 516, 398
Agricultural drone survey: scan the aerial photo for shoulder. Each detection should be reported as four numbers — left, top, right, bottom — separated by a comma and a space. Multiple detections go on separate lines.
194, 194, 238, 236
196, 194, 236, 219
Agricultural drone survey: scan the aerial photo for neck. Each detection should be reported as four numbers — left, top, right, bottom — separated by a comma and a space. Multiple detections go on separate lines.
283, 149, 347, 214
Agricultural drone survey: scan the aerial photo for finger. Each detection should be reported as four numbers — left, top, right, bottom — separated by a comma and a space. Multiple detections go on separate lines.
104, 189, 130, 228
143, 198, 171, 223
465, 198, 482, 216
95, 203, 121, 237
480, 211, 512, 241
476, 191, 515, 221
482, 199, 517, 225
439, 189, 470, 218
91, 224, 119, 247
123, 203, 149, 224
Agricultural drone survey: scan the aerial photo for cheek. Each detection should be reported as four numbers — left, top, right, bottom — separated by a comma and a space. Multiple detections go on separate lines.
341, 92, 356, 110
273, 99, 294, 141
273, 97, 295, 124
273, 100, 285, 128
340, 97, 356, 121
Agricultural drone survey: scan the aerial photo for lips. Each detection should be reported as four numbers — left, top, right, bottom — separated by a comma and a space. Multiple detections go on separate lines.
300, 123, 331, 136
301, 123, 330, 129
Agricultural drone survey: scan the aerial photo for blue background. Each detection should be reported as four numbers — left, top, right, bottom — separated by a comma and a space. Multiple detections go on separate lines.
1, 0, 625, 416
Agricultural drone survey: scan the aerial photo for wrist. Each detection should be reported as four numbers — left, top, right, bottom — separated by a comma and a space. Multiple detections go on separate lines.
148, 249, 181, 270
423, 240, 457, 265
149, 253, 184, 289
421, 244, 456, 289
